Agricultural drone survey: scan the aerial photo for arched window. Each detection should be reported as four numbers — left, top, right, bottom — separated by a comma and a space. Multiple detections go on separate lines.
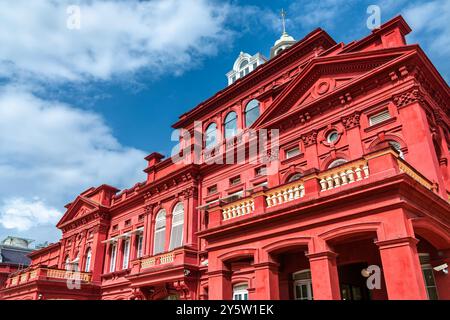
245, 99, 260, 127
239, 60, 249, 69
84, 248, 92, 272
205, 123, 217, 149
153, 210, 166, 255
328, 158, 348, 169
169, 203, 184, 251
233, 283, 249, 300
293, 269, 313, 300
224, 112, 238, 139
388, 140, 404, 159
288, 173, 303, 183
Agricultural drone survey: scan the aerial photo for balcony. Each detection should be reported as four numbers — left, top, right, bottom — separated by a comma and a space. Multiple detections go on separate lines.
201, 146, 442, 231
6, 267, 92, 288
128, 247, 198, 277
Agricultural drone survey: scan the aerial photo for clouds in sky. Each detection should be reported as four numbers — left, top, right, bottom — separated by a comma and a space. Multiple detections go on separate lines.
0, 0, 236, 241
0, 0, 232, 82
0, 85, 146, 239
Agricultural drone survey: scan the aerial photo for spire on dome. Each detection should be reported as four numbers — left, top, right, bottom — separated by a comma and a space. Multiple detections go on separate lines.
270, 9, 296, 58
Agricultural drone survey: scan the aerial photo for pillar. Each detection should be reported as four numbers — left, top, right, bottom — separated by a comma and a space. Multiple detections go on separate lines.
207, 270, 232, 300
253, 261, 280, 299
306, 251, 341, 300
376, 237, 427, 300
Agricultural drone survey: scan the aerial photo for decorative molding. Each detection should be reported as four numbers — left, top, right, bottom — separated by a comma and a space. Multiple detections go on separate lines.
393, 87, 424, 109
301, 130, 318, 147
341, 111, 361, 129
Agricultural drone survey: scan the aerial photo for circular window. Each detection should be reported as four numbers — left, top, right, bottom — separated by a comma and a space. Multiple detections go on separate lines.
327, 130, 339, 144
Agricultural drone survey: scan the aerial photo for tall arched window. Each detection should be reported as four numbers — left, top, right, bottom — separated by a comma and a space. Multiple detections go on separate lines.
205, 123, 217, 149
328, 158, 348, 169
153, 210, 166, 255
245, 99, 260, 127
84, 248, 92, 272
169, 203, 184, 251
224, 112, 238, 139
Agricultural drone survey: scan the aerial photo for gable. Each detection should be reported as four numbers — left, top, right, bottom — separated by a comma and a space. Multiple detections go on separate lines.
252, 48, 413, 128
56, 196, 100, 228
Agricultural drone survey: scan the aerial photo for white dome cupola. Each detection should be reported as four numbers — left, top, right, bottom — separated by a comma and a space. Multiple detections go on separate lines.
226, 51, 267, 86
270, 9, 296, 58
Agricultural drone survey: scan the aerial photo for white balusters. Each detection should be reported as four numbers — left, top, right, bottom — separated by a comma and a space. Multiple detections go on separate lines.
222, 199, 254, 221
265, 183, 304, 208
319, 162, 369, 192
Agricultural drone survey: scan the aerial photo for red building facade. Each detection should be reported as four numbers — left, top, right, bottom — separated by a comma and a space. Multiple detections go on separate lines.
1, 16, 449, 300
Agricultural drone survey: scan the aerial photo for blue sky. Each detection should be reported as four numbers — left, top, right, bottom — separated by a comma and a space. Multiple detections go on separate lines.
0, 0, 449, 245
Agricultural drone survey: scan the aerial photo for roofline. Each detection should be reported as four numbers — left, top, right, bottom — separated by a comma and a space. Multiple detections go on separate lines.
172, 27, 336, 129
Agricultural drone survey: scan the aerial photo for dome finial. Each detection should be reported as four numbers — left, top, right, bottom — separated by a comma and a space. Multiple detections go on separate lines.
280, 8, 287, 35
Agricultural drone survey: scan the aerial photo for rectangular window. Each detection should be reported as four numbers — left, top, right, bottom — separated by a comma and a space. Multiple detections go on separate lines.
109, 243, 117, 272
233, 284, 249, 300
419, 253, 439, 300
255, 166, 267, 177
207, 185, 218, 195
286, 146, 300, 159
369, 109, 391, 126
137, 234, 143, 258
122, 238, 130, 269
138, 214, 144, 222
112, 224, 118, 231
125, 219, 131, 227
230, 176, 241, 186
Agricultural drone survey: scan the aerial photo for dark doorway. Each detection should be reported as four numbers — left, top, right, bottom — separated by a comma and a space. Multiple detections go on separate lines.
338, 263, 371, 300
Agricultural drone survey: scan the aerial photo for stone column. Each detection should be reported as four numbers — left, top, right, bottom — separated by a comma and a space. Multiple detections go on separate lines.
253, 261, 280, 300
207, 270, 232, 300
376, 237, 427, 300
306, 251, 341, 300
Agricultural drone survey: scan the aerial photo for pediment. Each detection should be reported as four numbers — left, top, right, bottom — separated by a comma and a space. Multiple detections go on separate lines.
252, 48, 412, 128
56, 196, 100, 228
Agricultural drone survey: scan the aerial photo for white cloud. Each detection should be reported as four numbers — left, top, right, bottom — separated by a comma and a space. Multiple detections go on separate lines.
0, 0, 232, 82
403, 0, 450, 56
0, 85, 146, 234
0, 198, 61, 231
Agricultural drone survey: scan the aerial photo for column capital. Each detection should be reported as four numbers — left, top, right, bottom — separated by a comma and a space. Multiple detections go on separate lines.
375, 236, 419, 249
306, 250, 338, 261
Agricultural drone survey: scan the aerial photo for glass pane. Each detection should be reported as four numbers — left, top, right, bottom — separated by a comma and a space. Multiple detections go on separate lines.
245, 100, 260, 127
422, 269, 435, 286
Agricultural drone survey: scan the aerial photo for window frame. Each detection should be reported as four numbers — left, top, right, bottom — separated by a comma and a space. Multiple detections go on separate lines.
153, 209, 167, 255
205, 122, 218, 149
232, 283, 249, 300
84, 248, 92, 272
109, 242, 117, 273
169, 203, 184, 251
244, 99, 260, 127
224, 111, 238, 139
122, 238, 131, 269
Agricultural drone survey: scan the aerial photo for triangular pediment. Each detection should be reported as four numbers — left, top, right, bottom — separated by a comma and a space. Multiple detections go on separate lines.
252, 47, 413, 128
56, 196, 101, 228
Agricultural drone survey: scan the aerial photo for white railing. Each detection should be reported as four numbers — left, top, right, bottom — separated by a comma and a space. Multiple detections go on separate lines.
222, 198, 254, 221
265, 182, 305, 208
319, 161, 369, 191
